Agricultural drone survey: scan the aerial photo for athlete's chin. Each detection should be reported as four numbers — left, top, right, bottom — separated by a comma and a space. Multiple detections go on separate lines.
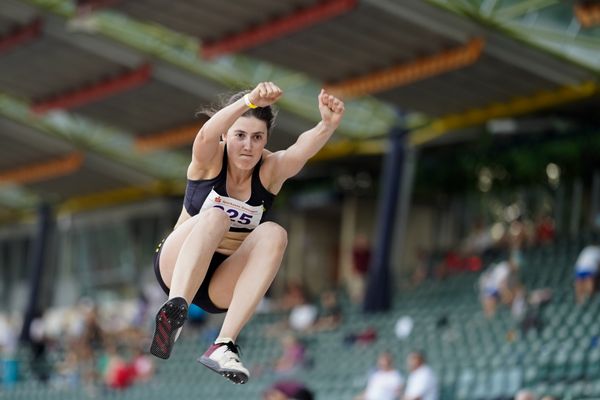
235, 156, 259, 168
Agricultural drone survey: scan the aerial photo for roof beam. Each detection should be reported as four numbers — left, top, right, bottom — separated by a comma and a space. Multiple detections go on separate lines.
32, 63, 151, 113
0, 184, 38, 210
202, 0, 357, 59
38, 13, 227, 103
0, 152, 83, 184
326, 38, 484, 98
135, 122, 202, 153
493, 0, 559, 20
0, 91, 188, 181
75, 0, 122, 14
0, 115, 150, 210
410, 81, 598, 147
426, 0, 600, 72
312, 139, 386, 161
23, 0, 398, 138
0, 18, 41, 54
376, 0, 594, 85
58, 181, 182, 214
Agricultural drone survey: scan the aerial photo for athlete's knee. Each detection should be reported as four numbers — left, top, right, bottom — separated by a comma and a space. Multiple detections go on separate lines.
256, 222, 288, 249
197, 207, 231, 228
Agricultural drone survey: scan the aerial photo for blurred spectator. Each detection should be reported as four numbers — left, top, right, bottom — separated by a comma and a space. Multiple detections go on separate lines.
344, 327, 378, 346
29, 310, 50, 382
78, 342, 99, 393
0, 314, 19, 388
515, 389, 537, 400
274, 334, 307, 375
434, 248, 484, 280
539, 396, 556, 400
574, 244, 600, 304
513, 287, 552, 335
507, 217, 532, 265
403, 351, 438, 400
53, 349, 80, 389
288, 303, 318, 333
350, 233, 372, 303
394, 316, 414, 340
131, 346, 155, 383
535, 214, 555, 246
264, 380, 314, 400
266, 285, 318, 335
462, 219, 496, 257
354, 352, 404, 400
479, 258, 520, 318
79, 300, 104, 352
311, 290, 342, 332
276, 282, 310, 312
412, 248, 430, 286
100, 342, 134, 390
131, 290, 150, 329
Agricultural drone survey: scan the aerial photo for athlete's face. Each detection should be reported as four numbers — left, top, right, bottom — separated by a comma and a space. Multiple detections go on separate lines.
224, 116, 268, 170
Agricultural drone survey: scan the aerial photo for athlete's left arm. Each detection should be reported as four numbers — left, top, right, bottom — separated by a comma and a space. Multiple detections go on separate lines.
267, 89, 344, 187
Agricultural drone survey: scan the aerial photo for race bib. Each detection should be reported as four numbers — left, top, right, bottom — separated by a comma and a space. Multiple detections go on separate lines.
200, 189, 264, 229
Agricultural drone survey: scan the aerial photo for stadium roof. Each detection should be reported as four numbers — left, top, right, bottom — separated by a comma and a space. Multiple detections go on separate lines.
0, 0, 599, 218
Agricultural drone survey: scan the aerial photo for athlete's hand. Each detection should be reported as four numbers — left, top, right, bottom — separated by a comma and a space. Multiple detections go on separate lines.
247, 82, 283, 108
318, 89, 345, 129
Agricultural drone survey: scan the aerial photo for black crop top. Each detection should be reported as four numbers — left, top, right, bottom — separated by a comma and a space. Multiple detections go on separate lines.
183, 147, 275, 232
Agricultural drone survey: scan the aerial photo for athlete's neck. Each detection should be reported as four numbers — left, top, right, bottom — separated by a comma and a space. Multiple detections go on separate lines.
226, 164, 252, 185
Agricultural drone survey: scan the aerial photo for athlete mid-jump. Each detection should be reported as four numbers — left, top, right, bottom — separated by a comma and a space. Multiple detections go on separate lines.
150, 82, 345, 384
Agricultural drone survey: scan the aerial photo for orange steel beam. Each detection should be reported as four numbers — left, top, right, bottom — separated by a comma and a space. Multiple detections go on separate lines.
135, 122, 203, 152
326, 38, 485, 98
202, 0, 357, 59
0, 152, 84, 184
0, 19, 42, 55
32, 64, 151, 113
574, 2, 600, 27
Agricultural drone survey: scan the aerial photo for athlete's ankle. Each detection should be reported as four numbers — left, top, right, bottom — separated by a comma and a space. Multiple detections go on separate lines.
167, 296, 189, 305
215, 337, 235, 344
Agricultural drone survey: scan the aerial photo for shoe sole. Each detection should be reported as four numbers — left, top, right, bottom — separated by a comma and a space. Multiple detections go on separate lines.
150, 301, 186, 359
197, 356, 249, 384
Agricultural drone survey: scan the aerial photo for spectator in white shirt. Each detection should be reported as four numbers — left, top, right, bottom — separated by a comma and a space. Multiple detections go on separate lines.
479, 259, 519, 318
574, 245, 600, 304
403, 351, 438, 400
355, 352, 404, 400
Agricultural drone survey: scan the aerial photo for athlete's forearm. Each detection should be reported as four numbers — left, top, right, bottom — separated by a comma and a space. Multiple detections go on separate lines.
192, 97, 252, 162
295, 120, 337, 158
197, 97, 251, 143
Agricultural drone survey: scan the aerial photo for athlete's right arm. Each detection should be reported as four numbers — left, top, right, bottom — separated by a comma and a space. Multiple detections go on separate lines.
191, 82, 282, 167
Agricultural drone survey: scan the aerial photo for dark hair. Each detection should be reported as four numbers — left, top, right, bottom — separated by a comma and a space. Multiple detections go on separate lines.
196, 90, 277, 135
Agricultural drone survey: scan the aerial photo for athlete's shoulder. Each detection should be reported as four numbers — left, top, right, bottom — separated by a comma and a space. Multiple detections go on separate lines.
188, 142, 226, 180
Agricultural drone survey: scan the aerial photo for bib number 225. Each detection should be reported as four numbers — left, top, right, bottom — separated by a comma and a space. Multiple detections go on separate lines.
213, 205, 252, 225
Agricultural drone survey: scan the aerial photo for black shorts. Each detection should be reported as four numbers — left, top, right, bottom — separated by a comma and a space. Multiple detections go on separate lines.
153, 240, 229, 314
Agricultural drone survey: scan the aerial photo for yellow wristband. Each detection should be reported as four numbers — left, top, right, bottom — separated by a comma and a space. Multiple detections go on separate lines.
244, 94, 258, 109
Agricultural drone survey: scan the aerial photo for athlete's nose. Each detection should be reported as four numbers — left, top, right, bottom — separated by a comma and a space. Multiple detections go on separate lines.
243, 137, 252, 151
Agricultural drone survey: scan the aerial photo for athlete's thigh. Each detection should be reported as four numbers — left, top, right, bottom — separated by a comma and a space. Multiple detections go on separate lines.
158, 209, 225, 287
207, 224, 278, 307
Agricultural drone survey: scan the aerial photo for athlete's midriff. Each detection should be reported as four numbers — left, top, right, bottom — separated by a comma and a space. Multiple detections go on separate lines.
216, 231, 249, 255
